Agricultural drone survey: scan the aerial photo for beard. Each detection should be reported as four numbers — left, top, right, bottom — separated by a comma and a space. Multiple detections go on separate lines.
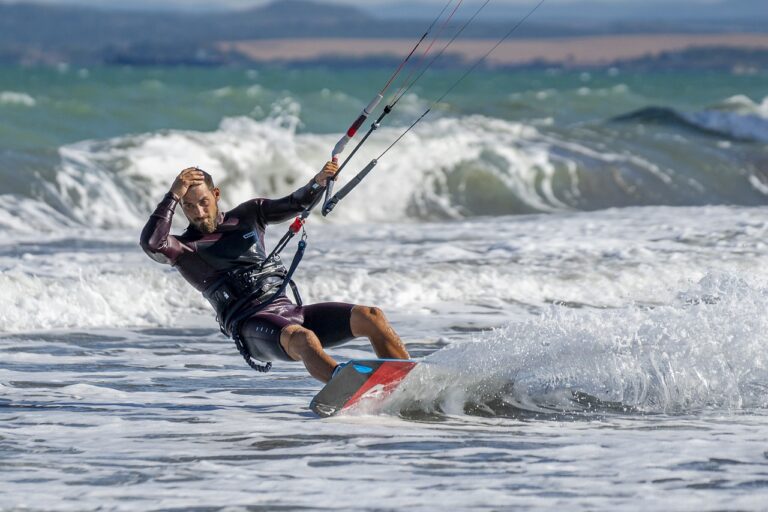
196, 218, 216, 234
194, 213, 218, 234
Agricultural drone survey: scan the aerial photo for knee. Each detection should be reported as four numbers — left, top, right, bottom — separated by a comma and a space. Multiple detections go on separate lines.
363, 305, 384, 319
353, 305, 388, 330
291, 328, 321, 350
283, 327, 321, 358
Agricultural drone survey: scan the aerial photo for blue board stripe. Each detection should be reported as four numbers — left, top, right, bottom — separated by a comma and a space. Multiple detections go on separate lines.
353, 364, 374, 374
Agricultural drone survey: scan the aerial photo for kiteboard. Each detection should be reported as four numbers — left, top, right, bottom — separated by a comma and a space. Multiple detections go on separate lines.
310, 359, 418, 417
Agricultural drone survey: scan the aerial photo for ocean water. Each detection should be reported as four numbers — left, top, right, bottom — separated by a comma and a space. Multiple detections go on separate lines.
1, 65, 768, 510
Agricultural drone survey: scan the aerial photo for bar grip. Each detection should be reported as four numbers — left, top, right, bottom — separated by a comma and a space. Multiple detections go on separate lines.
322, 159, 378, 216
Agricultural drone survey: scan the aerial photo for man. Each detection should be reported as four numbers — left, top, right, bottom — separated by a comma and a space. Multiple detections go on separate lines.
140, 163, 410, 383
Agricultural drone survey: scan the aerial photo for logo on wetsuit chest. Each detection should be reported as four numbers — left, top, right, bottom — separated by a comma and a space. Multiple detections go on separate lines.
242, 230, 258, 240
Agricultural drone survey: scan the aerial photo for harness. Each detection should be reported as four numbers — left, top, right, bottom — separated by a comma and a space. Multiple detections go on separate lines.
203, 230, 308, 373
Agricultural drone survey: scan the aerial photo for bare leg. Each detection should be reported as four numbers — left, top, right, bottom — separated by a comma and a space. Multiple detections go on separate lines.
350, 305, 410, 359
280, 325, 337, 383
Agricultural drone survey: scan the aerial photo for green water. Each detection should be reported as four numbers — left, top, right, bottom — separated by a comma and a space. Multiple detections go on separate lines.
2, 65, 765, 151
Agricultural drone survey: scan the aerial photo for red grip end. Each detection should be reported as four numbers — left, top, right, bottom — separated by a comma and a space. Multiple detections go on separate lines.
289, 218, 303, 233
346, 114, 367, 137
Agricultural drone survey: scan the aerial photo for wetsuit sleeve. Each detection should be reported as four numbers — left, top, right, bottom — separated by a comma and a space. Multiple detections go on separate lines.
139, 192, 191, 265
253, 179, 323, 225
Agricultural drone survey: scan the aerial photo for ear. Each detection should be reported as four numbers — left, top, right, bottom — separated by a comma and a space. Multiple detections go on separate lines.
212, 187, 221, 201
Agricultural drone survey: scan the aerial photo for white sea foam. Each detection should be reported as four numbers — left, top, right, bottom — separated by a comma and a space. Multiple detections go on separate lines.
0, 194, 79, 233
1, 207, 767, 511
1, 206, 765, 338
721, 94, 768, 118
682, 110, 768, 143
0, 251, 210, 332
387, 273, 768, 415
0, 90, 36, 107
697, 94, 768, 142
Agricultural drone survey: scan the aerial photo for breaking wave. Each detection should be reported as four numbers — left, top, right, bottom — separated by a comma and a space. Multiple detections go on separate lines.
613, 104, 768, 143
1, 106, 767, 234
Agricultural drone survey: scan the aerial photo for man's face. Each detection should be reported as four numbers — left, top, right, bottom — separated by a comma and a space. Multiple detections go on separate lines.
181, 184, 220, 234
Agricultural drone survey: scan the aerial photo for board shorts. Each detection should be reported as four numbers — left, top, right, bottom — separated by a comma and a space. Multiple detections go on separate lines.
237, 296, 355, 362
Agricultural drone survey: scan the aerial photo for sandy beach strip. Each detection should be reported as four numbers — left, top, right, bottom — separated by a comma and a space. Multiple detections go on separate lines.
219, 34, 768, 66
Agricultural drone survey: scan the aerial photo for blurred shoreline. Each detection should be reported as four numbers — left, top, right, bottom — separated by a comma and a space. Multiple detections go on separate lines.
219, 34, 768, 68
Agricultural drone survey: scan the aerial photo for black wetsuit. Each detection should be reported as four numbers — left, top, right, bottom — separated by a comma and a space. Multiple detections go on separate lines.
139, 180, 354, 362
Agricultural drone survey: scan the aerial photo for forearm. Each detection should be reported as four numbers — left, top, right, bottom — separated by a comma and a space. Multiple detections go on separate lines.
139, 192, 185, 264
260, 179, 324, 224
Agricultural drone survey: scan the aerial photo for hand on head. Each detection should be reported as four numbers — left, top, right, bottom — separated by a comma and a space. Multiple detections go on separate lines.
170, 167, 206, 200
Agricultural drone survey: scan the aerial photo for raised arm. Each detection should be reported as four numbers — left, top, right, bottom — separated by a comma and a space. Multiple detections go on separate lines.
139, 168, 201, 264
139, 193, 188, 264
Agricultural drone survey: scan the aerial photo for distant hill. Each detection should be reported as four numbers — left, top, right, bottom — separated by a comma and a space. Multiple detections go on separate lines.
250, 0, 370, 23
375, 0, 768, 26
1, 0, 767, 67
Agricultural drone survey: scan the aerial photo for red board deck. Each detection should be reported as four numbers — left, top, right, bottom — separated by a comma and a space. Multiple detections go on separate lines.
310, 359, 418, 417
